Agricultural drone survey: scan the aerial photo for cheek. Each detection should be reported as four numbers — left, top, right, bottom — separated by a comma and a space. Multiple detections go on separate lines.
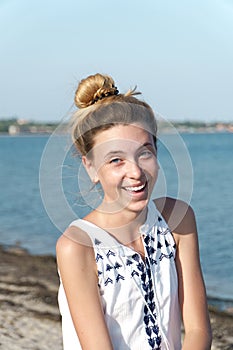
150, 167, 159, 180
97, 167, 123, 185
146, 161, 159, 183
145, 158, 159, 173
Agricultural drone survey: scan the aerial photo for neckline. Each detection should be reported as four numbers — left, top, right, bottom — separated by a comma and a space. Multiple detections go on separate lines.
78, 201, 158, 250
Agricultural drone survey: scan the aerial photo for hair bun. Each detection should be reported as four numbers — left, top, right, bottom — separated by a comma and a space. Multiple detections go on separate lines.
74, 73, 119, 109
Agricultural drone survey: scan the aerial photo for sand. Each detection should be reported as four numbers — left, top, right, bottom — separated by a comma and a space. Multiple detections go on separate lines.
0, 245, 232, 350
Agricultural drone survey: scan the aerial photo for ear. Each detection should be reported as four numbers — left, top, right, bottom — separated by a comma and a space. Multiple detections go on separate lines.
82, 156, 99, 184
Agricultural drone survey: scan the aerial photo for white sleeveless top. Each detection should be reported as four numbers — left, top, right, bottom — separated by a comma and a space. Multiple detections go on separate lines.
58, 201, 181, 350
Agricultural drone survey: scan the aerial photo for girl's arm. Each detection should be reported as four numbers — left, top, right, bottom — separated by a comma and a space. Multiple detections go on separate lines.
56, 226, 114, 350
156, 198, 212, 350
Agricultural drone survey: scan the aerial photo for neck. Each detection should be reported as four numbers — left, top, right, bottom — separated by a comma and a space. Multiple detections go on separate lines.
88, 203, 148, 245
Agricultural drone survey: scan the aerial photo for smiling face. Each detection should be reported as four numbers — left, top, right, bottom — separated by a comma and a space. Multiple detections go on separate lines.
83, 124, 159, 214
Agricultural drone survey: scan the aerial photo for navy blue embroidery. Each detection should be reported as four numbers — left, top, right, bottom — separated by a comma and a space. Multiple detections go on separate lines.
146, 246, 156, 255
104, 277, 113, 286
132, 253, 140, 262
128, 235, 162, 350
137, 262, 144, 272
98, 270, 102, 276
116, 274, 125, 282
159, 228, 171, 236
146, 239, 157, 267
126, 259, 133, 266
141, 272, 146, 282
106, 264, 113, 271
131, 270, 139, 277
94, 238, 102, 245
146, 265, 151, 278
114, 262, 122, 269
159, 252, 173, 261
144, 235, 150, 245
150, 258, 157, 265
141, 235, 161, 349
106, 250, 116, 257
157, 227, 171, 236
96, 253, 103, 262
144, 311, 155, 324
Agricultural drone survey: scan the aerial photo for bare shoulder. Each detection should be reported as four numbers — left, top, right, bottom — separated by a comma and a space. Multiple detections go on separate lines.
56, 225, 95, 272
57, 224, 93, 250
154, 197, 197, 235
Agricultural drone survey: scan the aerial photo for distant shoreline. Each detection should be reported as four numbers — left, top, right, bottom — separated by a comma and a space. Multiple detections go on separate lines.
1, 118, 233, 135
0, 129, 232, 137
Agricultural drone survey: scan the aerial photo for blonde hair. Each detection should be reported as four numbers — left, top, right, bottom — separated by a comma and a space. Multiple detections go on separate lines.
71, 73, 157, 156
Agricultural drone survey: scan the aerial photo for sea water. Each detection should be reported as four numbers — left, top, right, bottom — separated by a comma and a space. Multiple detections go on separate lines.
0, 132, 232, 309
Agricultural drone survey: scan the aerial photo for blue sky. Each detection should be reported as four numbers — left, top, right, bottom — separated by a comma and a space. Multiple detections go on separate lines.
0, 0, 233, 122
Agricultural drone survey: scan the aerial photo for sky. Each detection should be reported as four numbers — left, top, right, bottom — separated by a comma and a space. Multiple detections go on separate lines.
0, 0, 233, 122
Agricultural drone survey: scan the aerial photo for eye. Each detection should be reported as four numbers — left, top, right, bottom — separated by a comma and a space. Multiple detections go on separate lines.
139, 149, 153, 159
109, 157, 122, 164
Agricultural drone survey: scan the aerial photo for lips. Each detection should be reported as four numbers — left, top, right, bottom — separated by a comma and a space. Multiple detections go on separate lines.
124, 182, 147, 192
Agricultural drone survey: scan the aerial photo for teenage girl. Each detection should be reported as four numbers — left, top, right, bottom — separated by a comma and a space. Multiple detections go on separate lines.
56, 73, 212, 350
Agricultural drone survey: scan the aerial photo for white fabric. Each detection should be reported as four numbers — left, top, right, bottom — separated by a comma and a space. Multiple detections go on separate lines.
58, 201, 181, 350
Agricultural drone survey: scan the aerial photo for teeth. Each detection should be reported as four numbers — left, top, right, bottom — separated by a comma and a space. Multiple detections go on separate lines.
125, 183, 146, 192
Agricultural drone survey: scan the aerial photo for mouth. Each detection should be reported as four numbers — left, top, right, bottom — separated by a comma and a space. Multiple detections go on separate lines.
123, 182, 147, 193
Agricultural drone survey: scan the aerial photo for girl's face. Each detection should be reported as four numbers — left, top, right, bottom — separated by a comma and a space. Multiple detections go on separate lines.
83, 124, 159, 214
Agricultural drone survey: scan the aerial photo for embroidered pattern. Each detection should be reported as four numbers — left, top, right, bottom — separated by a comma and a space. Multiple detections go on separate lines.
92, 216, 175, 349
142, 236, 162, 349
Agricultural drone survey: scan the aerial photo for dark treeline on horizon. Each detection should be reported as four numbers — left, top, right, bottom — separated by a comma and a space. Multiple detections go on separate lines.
0, 117, 232, 134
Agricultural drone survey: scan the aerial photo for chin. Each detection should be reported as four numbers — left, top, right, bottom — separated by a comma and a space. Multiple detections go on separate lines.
103, 191, 152, 215
123, 197, 150, 214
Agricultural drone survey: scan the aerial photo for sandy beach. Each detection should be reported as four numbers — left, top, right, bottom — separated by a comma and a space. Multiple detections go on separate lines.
0, 244, 232, 350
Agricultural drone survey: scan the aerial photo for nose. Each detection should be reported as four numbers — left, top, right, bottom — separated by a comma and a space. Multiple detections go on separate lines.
125, 160, 143, 179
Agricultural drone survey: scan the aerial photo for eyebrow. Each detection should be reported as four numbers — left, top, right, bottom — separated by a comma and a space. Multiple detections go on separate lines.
104, 150, 125, 160
104, 142, 154, 159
